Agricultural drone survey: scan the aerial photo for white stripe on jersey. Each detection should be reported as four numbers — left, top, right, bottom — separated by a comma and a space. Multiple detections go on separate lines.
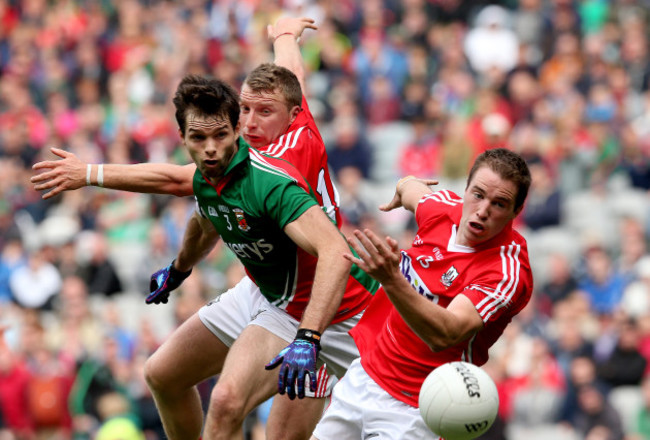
420, 189, 463, 206
463, 333, 477, 364
249, 149, 298, 183
266, 126, 306, 158
470, 241, 522, 322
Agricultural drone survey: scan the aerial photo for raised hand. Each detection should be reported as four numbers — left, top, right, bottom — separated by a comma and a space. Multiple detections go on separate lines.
344, 229, 402, 286
267, 16, 317, 42
31, 147, 88, 199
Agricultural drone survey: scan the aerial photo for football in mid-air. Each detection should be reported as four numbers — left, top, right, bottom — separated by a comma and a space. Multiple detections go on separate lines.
419, 362, 499, 440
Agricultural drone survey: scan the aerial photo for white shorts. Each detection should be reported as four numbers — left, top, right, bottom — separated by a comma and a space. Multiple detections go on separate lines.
198, 276, 362, 397
313, 359, 440, 440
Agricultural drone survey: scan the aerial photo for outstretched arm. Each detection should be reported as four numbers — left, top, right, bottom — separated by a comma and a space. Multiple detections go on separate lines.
31, 147, 196, 199
268, 17, 317, 93
380, 176, 438, 214
344, 228, 483, 352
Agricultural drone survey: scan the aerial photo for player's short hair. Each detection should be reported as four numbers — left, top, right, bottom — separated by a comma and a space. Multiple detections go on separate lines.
244, 63, 302, 109
467, 148, 531, 212
173, 74, 240, 136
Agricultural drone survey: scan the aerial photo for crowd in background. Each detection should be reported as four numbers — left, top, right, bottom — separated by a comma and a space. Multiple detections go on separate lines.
0, 0, 650, 439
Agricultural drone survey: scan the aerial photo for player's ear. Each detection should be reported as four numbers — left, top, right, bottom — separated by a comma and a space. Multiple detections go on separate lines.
234, 121, 241, 137
289, 105, 301, 125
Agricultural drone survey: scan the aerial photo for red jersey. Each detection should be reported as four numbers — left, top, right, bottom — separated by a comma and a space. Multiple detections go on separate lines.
350, 190, 533, 407
258, 96, 342, 226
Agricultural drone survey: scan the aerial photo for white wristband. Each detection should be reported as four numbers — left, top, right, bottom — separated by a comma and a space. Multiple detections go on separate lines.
86, 164, 92, 186
97, 164, 104, 187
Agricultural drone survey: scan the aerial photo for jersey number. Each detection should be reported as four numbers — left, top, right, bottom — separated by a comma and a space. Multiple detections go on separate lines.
223, 214, 232, 231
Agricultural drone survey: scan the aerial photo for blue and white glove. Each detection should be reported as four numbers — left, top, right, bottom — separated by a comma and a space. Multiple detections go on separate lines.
265, 328, 321, 400
146, 260, 192, 304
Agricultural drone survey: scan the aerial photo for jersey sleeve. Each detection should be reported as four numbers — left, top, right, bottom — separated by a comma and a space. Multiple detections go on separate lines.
265, 180, 318, 229
460, 243, 533, 324
415, 190, 463, 229
249, 150, 319, 229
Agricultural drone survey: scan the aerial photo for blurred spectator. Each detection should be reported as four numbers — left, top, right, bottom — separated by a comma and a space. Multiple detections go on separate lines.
573, 382, 625, 440
465, 88, 512, 160
350, 26, 409, 105
521, 159, 562, 231
506, 69, 541, 124
327, 115, 373, 179
397, 114, 441, 178
8, 247, 62, 311
439, 116, 473, 179
399, 78, 430, 120
596, 317, 647, 388
95, 392, 144, 440
76, 231, 123, 297
577, 245, 628, 315
46, 276, 104, 362
364, 74, 401, 125
512, 0, 545, 66
559, 356, 608, 425
464, 5, 519, 83
20, 313, 74, 437
133, 219, 176, 292
0, 239, 24, 304
616, 217, 648, 283
0, 325, 32, 438
509, 338, 566, 427
336, 166, 372, 231
538, 253, 579, 314
69, 332, 136, 439
618, 124, 650, 190
552, 314, 595, 379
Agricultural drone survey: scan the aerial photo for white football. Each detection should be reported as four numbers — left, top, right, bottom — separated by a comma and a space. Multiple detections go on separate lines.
419, 362, 499, 440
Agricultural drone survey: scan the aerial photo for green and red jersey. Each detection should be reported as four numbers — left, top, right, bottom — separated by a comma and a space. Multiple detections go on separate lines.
194, 138, 377, 323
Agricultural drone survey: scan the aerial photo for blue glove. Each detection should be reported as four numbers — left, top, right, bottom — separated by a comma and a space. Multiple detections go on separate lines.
146, 260, 192, 304
265, 329, 321, 400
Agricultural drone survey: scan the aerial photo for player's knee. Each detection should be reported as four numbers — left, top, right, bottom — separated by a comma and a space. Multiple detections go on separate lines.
143, 354, 171, 393
208, 382, 247, 426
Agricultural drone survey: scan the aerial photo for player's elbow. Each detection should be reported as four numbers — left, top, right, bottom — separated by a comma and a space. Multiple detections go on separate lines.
325, 246, 353, 272
427, 336, 455, 353
166, 164, 195, 197
168, 184, 194, 197
426, 328, 466, 353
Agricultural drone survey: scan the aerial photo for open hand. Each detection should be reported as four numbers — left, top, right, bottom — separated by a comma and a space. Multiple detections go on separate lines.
31, 147, 87, 199
267, 16, 317, 42
343, 229, 402, 285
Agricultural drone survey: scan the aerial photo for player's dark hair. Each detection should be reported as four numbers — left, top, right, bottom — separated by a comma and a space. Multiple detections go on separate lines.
244, 63, 302, 109
173, 75, 240, 136
467, 148, 531, 212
